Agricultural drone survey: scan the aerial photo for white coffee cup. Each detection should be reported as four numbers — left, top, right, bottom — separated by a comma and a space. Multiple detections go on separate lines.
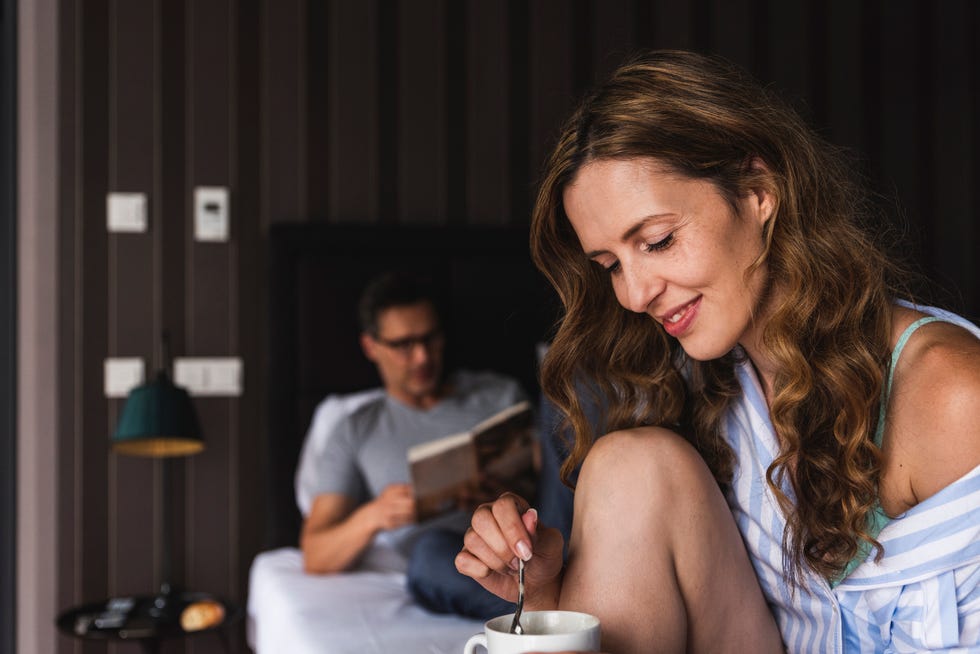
463, 610, 600, 654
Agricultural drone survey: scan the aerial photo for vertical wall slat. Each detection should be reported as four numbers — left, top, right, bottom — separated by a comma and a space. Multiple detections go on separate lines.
56, 0, 79, 651
262, 0, 306, 224
592, 0, 635, 86
709, 0, 755, 70
528, 0, 574, 194
765, 0, 811, 117
327, 0, 379, 223
930, 0, 975, 310
877, 2, 927, 268
107, 0, 157, 606
306, 0, 329, 221
824, 0, 865, 152
652, 0, 694, 50
77, 0, 111, 643
396, 0, 448, 224
465, 0, 509, 225
158, 0, 189, 628
233, 0, 264, 635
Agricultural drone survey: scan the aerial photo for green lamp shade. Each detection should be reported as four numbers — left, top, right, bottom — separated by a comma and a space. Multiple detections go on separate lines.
112, 373, 204, 457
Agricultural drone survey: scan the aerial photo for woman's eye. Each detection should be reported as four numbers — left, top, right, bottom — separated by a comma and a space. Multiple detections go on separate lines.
645, 233, 674, 252
592, 258, 620, 274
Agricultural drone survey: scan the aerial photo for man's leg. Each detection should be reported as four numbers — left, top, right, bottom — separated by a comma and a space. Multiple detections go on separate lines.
407, 528, 513, 620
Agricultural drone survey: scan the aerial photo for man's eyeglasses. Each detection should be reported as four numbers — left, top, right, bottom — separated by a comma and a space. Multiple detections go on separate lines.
372, 329, 444, 356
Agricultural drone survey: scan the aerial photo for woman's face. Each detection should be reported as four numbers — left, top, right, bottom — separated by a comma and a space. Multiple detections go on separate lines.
562, 157, 773, 361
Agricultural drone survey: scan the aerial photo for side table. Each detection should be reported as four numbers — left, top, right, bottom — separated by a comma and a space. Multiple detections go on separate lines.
56, 590, 242, 654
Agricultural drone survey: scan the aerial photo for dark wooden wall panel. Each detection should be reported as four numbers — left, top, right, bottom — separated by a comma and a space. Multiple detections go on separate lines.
108, 0, 157, 613
234, 1, 265, 641
878, 3, 929, 270
652, 0, 694, 50
397, 0, 448, 224
76, 8, 112, 654
50, 2, 980, 653
465, 0, 509, 225
709, 0, 755, 67
765, 0, 811, 106
592, 1, 635, 85
824, 0, 865, 152
930, 0, 976, 308
326, 0, 379, 222
55, 0, 79, 643
262, 0, 306, 225
528, 1, 574, 190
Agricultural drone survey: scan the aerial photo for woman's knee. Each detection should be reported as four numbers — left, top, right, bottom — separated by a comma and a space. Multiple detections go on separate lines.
579, 427, 711, 501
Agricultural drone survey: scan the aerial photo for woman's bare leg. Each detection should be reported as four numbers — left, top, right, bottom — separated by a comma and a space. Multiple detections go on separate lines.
557, 427, 783, 654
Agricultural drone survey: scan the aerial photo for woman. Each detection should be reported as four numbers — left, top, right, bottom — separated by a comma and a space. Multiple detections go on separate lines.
455, 50, 980, 653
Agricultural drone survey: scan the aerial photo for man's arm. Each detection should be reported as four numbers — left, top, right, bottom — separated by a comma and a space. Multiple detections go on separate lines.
300, 483, 417, 574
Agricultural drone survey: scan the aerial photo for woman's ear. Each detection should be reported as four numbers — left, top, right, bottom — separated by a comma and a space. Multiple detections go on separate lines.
747, 157, 776, 226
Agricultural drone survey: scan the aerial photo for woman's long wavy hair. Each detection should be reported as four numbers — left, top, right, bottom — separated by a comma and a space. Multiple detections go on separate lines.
531, 50, 912, 582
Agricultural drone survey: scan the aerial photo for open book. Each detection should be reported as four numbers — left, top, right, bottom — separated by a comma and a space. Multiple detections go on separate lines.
408, 401, 537, 522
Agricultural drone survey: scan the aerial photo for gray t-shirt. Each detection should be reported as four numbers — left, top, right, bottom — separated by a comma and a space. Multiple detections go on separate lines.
313, 370, 526, 506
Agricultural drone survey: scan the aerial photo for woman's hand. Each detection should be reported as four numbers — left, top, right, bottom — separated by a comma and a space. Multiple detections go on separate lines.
455, 493, 565, 608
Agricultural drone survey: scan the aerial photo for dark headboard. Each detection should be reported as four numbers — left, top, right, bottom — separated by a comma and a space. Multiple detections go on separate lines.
266, 223, 559, 549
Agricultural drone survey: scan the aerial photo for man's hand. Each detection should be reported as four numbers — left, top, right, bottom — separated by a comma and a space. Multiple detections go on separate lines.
368, 482, 417, 531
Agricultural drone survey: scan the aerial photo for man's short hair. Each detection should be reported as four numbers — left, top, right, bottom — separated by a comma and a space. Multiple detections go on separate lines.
357, 271, 446, 336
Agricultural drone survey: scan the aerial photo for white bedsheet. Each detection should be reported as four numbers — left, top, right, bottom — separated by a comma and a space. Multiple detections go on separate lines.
247, 547, 483, 654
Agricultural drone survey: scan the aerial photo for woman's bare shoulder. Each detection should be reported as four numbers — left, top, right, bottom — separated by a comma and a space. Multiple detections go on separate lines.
886, 315, 980, 506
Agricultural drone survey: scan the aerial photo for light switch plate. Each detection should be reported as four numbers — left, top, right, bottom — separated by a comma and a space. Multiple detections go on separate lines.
107, 192, 148, 233
173, 357, 243, 396
194, 187, 230, 242
104, 358, 145, 397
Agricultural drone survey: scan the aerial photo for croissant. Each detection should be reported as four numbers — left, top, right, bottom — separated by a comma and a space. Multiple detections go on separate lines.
180, 600, 225, 631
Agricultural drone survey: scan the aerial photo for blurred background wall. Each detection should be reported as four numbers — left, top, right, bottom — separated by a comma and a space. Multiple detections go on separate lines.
16, 1, 978, 652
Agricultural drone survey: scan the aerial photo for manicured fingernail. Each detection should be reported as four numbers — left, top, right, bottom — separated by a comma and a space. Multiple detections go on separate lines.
509, 557, 520, 571
516, 540, 532, 561
525, 508, 538, 525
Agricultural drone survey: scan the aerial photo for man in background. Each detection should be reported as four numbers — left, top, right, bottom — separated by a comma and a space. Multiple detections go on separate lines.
299, 271, 521, 618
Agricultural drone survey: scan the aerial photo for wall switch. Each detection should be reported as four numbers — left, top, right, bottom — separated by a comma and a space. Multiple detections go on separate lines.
173, 357, 243, 396
107, 192, 148, 232
104, 358, 145, 397
194, 187, 230, 242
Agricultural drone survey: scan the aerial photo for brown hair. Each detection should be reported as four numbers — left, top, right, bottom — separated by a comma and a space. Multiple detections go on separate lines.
531, 50, 910, 581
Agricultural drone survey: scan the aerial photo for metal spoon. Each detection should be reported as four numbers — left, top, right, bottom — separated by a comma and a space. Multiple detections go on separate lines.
509, 558, 525, 634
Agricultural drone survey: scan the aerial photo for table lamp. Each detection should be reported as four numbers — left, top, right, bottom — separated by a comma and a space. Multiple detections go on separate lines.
110, 333, 203, 618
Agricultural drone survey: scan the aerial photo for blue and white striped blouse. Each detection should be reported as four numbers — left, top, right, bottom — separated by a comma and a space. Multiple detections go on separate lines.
723, 305, 980, 653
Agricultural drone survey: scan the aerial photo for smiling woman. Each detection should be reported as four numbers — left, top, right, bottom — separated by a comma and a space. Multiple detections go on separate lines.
455, 50, 980, 654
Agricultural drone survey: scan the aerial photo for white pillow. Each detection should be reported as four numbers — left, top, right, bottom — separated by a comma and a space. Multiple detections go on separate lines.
294, 388, 386, 516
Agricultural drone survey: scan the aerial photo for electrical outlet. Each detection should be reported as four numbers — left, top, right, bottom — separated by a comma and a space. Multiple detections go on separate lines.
104, 358, 145, 397
107, 193, 148, 233
173, 357, 243, 396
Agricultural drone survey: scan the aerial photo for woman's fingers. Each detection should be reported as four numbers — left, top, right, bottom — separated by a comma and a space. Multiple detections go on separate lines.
470, 494, 530, 566
489, 493, 534, 561
462, 524, 516, 573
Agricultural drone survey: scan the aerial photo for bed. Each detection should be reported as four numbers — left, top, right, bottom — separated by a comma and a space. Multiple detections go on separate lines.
248, 222, 559, 654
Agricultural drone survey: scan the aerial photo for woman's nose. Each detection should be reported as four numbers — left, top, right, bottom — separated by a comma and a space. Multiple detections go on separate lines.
620, 263, 664, 314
